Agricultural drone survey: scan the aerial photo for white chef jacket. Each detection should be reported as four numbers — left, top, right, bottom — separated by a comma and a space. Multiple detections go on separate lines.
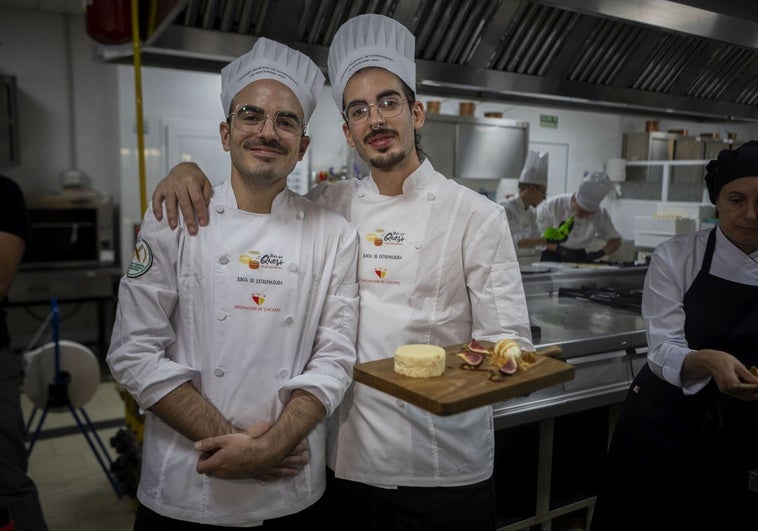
535, 194, 620, 250
501, 194, 540, 243
308, 159, 534, 487
107, 181, 359, 526
643, 227, 758, 395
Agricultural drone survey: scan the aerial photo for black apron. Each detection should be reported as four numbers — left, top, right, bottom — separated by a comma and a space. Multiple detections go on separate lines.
591, 229, 758, 531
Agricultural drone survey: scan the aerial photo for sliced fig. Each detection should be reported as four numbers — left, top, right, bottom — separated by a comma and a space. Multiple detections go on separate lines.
499, 356, 518, 375
456, 351, 484, 367
465, 338, 489, 355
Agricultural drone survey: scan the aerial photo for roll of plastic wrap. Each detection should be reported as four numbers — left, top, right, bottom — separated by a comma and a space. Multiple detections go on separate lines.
23, 340, 101, 410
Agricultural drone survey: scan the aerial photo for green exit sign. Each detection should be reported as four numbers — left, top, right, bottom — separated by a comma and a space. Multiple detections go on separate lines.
540, 114, 558, 128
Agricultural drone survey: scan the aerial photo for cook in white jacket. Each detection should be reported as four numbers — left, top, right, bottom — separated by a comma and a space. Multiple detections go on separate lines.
536, 171, 622, 262
107, 39, 359, 528
501, 150, 549, 249
149, 15, 534, 531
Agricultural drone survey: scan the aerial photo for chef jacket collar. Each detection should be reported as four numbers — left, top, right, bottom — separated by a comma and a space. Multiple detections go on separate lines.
401, 159, 434, 194
360, 159, 435, 195
224, 179, 293, 213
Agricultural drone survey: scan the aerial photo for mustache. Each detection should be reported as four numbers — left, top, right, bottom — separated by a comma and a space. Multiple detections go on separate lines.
364, 128, 397, 143
242, 138, 288, 153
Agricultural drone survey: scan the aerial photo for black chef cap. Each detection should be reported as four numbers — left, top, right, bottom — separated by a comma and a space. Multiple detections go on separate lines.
704, 139, 758, 204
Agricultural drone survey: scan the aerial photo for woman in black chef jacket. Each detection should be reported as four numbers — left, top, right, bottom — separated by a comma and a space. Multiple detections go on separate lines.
591, 140, 758, 531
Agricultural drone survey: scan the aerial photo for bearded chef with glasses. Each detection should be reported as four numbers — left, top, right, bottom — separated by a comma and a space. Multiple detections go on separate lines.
107, 37, 359, 529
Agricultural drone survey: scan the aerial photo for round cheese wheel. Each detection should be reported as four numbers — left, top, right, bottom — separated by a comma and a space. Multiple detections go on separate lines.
394, 344, 446, 378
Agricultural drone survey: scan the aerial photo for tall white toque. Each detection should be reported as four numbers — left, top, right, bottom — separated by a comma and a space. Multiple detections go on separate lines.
328, 14, 416, 110
518, 151, 549, 186
220, 37, 325, 123
575, 171, 612, 211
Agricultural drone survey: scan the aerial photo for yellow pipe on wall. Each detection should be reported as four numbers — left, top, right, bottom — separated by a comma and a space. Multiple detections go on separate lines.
131, 0, 147, 215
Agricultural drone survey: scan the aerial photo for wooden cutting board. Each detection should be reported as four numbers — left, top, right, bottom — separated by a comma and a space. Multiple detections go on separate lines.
353, 342, 574, 416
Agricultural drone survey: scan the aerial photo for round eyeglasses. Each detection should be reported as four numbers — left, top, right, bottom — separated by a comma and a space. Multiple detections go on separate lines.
228, 104, 305, 139
343, 96, 407, 124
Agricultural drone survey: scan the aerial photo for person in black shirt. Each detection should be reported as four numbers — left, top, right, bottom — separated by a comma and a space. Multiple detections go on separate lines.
0, 175, 48, 530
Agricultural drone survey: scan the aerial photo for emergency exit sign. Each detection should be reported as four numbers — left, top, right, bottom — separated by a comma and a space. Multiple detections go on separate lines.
540, 114, 558, 128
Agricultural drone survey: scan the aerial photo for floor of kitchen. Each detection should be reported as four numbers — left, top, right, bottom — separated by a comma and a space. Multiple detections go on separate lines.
21, 378, 137, 531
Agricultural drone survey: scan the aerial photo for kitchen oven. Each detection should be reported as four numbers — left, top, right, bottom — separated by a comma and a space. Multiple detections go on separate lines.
22, 193, 118, 269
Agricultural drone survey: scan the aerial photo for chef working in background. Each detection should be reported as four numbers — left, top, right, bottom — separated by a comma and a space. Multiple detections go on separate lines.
536, 170, 621, 263
500, 150, 549, 249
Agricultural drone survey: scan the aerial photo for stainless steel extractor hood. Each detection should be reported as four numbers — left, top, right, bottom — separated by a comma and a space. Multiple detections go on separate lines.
94, 0, 758, 122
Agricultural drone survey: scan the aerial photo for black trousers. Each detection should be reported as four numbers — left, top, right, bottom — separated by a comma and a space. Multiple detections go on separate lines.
134, 494, 328, 530
0, 346, 48, 531
591, 366, 758, 530
324, 467, 497, 531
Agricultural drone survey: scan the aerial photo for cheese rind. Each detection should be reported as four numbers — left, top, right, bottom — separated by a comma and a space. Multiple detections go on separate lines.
394, 345, 446, 378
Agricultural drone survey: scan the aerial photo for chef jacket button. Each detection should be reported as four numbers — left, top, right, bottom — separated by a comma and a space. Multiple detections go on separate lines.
219, 255, 229, 265
214, 367, 225, 377
278, 369, 288, 378
215, 205, 224, 214
285, 315, 294, 325
396, 400, 406, 408
414, 241, 422, 249
216, 311, 227, 321
426, 192, 436, 201
296, 210, 305, 220
288, 263, 298, 272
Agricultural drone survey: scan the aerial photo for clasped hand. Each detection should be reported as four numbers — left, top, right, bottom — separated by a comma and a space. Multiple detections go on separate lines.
194, 422, 308, 481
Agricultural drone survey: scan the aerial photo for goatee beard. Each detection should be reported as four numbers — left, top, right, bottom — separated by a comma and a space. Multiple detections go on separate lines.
241, 167, 281, 186
369, 151, 405, 170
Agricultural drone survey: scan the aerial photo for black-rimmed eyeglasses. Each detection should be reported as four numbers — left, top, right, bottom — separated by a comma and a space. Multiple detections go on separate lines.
343, 96, 407, 124
227, 104, 305, 139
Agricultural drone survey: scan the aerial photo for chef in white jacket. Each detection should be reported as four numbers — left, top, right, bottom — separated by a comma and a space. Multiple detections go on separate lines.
149, 14, 534, 531
501, 150, 549, 249
536, 170, 622, 262
106, 38, 359, 528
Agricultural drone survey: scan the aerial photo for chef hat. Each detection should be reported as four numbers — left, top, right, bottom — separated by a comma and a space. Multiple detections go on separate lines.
704, 139, 758, 204
575, 171, 611, 211
220, 37, 325, 123
518, 151, 549, 186
328, 14, 416, 110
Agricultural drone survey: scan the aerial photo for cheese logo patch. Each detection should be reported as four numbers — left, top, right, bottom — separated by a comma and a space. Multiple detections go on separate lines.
366, 229, 385, 247
127, 238, 153, 278
375, 267, 387, 279
365, 227, 405, 247
252, 293, 265, 305
239, 250, 261, 270
239, 249, 285, 270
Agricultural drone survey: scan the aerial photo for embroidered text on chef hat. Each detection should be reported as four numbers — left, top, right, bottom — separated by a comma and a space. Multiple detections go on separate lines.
575, 171, 611, 212
328, 14, 416, 110
220, 37, 325, 123
518, 151, 549, 186
704, 139, 758, 204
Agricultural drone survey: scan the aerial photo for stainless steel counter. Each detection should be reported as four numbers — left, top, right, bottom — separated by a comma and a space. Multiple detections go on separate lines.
493, 266, 649, 530
493, 266, 648, 429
